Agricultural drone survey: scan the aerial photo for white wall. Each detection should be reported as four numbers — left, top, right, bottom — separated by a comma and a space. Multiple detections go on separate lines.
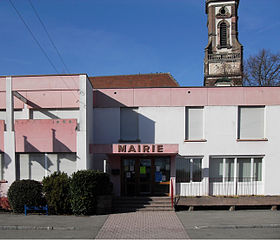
92, 105, 280, 195
93, 108, 120, 144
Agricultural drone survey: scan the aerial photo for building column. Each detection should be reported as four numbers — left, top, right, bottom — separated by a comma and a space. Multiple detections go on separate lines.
76, 74, 88, 170
4, 76, 16, 187
170, 155, 176, 196
250, 157, 254, 195
233, 157, 238, 195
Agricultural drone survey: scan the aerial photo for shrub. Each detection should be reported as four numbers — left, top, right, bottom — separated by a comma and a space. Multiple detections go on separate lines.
7, 180, 45, 213
0, 197, 11, 210
70, 170, 112, 215
42, 172, 71, 214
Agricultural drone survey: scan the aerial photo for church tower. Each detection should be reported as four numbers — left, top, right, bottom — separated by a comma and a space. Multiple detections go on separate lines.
204, 0, 243, 86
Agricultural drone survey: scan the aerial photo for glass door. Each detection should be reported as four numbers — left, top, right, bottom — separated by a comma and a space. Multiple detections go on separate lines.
154, 157, 170, 195
139, 159, 152, 195
121, 157, 170, 196
123, 159, 137, 196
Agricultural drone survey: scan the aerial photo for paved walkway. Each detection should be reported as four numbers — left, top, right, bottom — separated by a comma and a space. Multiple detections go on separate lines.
95, 211, 189, 239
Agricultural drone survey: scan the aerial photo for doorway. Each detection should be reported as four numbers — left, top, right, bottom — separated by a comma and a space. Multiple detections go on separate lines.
121, 157, 170, 196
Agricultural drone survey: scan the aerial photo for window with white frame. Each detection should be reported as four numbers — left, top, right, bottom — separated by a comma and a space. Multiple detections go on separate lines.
16, 153, 76, 181
185, 107, 204, 140
238, 106, 265, 139
120, 107, 139, 141
210, 157, 262, 182
176, 157, 202, 183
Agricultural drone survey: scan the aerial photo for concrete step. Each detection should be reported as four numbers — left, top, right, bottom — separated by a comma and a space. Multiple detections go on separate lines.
112, 196, 174, 212
113, 207, 174, 213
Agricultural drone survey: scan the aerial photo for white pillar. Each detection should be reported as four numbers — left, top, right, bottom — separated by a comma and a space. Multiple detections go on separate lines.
233, 157, 237, 195
4, 76, 16, 187
76, 75, 88, 170
222, 158, 226, 195
250, 157, 254, 195
103, 159, 107, 173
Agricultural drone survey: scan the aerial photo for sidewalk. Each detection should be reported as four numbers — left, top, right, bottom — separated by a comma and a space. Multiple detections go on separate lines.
95, 211, 189, 239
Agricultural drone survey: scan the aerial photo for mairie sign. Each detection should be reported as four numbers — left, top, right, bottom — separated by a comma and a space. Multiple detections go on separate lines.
117, 144, 164, 153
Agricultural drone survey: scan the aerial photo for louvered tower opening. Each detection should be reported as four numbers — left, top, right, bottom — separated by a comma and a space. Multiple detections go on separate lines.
220, 22, 227, 47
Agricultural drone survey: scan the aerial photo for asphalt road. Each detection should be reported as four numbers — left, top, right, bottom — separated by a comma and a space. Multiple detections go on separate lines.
0, 213, 108, 239
0, 210, 279, 239
176, 210, 280, 239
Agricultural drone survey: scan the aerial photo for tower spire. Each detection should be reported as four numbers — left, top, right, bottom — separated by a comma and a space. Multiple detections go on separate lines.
204, 0, 243, 86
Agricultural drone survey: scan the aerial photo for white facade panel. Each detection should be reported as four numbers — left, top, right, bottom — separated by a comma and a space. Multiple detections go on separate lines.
32, 109, 79, 120
93, 108, 120, 144
92, 105, 280, 196
138, 107, 184, 144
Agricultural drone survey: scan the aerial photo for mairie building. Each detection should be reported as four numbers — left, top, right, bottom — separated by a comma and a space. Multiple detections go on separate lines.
1, 0, 280, 202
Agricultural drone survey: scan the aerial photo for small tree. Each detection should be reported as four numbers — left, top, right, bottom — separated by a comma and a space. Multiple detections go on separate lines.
70, 170, 112, 215
244, 49, 280, 86
42, 172, 71, 214
7, 180, 45, 213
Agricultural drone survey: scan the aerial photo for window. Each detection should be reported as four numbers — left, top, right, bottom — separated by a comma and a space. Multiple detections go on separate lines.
238, 107, 265, 139
185, 107, 204, 140
0, 153, 3, 180
120, 107, 139, 141
237, 158, 251, 182
254, 158, 262, 181
17, 153, 76, 181
210, 157, 263, 182
220, 22, 227, 47
176, 157, 202, 183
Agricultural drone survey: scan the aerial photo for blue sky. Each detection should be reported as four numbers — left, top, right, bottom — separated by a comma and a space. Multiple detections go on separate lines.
0, 0, 279, 86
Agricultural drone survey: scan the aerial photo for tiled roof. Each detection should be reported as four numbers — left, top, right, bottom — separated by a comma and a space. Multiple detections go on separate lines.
89, 73, 179, 89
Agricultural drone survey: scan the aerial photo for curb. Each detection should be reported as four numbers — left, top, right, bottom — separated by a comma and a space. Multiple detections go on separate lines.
192, 224, 280, 230
0, 225, 75, 231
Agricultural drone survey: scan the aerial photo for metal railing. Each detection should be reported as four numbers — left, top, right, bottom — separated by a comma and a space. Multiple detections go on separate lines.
171, 179, 174, 209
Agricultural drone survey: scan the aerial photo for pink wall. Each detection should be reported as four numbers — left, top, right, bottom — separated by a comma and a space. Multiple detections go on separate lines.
0, 75, 80, 92
0, 120, 4, 152
93, 87, 280, 107
15, 119, 77, 153
0, 75, 80, 109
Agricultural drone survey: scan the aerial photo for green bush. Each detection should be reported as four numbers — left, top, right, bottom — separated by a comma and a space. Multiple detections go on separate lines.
7, 180, 45, 213
42, 172, 71, 214
70, 170, 112, 215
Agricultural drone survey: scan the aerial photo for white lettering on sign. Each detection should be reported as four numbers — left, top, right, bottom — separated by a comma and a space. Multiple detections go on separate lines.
117, 144, 164, 153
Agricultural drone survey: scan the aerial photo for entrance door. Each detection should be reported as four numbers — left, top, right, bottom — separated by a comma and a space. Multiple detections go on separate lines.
122, 157, 170, 196
123, 159, 137, 196
139, 159, 152, 195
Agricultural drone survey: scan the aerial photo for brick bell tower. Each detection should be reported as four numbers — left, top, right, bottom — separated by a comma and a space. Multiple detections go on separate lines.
204, 0, 243, 86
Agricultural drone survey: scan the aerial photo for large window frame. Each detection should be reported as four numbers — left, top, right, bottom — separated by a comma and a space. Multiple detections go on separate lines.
209, 156, 263, 183
237, 106, 266, 141
176, 156, 203, 183
185, 107, 205, 142
16, 152, 77, 181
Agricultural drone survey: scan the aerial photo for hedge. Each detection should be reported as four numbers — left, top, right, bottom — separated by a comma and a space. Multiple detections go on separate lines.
69, 170, 112, 215
42, 172, 71, 214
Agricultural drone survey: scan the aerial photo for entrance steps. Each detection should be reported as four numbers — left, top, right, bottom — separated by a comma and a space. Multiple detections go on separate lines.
113, 196, 174, 213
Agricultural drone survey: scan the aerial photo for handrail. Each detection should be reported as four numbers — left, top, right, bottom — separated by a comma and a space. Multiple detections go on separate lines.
171, 178, 174, 209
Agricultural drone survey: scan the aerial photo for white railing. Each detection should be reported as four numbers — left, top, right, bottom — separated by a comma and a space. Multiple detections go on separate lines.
177, 177, 264, 196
